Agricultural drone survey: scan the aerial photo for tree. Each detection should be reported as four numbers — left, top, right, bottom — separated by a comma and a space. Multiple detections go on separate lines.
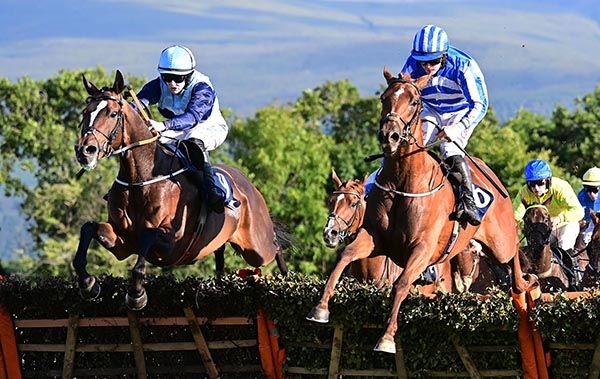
227, 105, 333, 274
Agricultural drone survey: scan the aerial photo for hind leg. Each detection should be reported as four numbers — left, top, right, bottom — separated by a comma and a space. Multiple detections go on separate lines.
215, 246, 225, 276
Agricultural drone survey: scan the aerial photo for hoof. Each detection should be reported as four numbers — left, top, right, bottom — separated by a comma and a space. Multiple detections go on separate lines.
373, 338, 396, 354
125, 289, 148, 311
306, 307, 330, 323
79, 276, 101, 300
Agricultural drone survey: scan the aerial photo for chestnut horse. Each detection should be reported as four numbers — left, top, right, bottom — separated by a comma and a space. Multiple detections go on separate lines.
73, 71, 288, 310
307, 68, 530, 354
323, 169, 452, 293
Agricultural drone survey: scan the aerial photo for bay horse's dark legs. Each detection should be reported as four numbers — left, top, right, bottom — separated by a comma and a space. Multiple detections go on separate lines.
126, 228, 158, 311
307, 229, 374, 323
73, 221, 101, 298
275, 251, 288, 275
375, 247, 431, 354
215, 246, 225, 276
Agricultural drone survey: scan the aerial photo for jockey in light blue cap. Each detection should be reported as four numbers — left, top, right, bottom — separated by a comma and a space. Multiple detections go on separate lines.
133, 45, 228, 212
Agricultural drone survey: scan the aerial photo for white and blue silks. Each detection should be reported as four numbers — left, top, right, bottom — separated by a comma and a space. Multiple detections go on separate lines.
401, 46, 488, 158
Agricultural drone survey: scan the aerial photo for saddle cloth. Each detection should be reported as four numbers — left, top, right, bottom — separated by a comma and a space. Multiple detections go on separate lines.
163, 143, 237, 208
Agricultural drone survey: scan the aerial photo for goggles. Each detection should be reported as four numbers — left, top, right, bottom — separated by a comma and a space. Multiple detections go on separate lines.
161, 73, 187, 84
527, 179, 547, 189
420, 57, 443, 66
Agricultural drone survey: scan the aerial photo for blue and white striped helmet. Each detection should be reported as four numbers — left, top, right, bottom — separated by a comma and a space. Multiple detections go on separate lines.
157, 45, 196, 75
411, 25, 449, 61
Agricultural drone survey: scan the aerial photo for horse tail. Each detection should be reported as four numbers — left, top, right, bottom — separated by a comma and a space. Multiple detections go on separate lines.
272, 218, 294, 252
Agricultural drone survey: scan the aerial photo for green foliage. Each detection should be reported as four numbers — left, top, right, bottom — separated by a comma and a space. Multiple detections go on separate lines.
227, 106, 333, 274
3, 273, 600, 375
1, 68, 599, 279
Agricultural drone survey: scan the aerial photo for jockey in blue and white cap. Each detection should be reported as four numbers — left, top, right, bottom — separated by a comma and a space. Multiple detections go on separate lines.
400, 24, 489, 226
133, 45, 228, 212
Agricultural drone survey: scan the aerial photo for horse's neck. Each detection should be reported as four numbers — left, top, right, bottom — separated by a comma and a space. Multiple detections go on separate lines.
380, 148, 439, 191
118, 108, 162, 182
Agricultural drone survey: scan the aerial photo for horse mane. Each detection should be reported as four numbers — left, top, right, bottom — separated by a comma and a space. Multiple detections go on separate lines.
340, 179, 366, 196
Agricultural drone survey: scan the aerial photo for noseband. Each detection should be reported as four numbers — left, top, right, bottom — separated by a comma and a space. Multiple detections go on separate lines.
379, 78, 423, 145
327, 190, 364, 240
78, 92, 125, 158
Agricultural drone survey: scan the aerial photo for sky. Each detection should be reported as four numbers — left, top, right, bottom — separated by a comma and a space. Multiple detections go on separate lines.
1, 0, 600, 259
1, 0, 600, 119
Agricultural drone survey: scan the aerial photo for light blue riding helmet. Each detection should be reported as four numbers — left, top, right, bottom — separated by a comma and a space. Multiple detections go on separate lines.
524, 159, 553, 181
157, 45, 196, 75
411, 25, 449, 61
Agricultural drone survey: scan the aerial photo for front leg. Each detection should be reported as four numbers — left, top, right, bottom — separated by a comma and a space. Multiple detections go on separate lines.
375, 247, 432, 354
307, 229, 375, 323
126, 228, 159, 311
73, 221, 123, 299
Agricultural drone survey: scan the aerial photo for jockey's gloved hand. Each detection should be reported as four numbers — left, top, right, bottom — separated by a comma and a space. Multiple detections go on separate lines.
149, 119, 166, 132
440, 123, 465, 142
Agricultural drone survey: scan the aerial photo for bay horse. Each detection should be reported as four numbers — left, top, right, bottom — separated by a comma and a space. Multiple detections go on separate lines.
582, 211, 600, 287
73, 70, 288, 310
323, 169, 452, 293
307, 68, 531, 354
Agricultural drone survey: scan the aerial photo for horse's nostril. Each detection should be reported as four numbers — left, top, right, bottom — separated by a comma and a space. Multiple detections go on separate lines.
390, 132, 400, 143
330, 230, 338, 237
84, 145, 98, 156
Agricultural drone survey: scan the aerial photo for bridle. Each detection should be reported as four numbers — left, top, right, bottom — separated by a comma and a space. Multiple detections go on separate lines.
379, 78, 423, 146
78, 92, 126, 159
327, 190, 364, 240
523, 204, 552, 251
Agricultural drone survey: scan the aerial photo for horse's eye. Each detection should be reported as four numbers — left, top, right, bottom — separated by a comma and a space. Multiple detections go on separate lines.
411, 100, 419, 107
351, 202, 358, 208
110, 111, 118, 118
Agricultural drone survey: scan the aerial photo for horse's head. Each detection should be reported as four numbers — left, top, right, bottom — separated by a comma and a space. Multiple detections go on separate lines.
522, 205, 553, 273
323, 169, 367, 248
587, 211, 600, 272
378, 67, 429, 155
75, 70, 127, 171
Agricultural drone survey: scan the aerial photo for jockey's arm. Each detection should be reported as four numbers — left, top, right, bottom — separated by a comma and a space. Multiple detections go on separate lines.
131, 78, 161, 111
164, 82, 216, 131
456, 61, 488, 130
552, 179, 585, 228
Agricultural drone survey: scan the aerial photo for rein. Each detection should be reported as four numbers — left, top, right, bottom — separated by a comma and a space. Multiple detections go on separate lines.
77, 90, 186, 186
375, 78, 450, 198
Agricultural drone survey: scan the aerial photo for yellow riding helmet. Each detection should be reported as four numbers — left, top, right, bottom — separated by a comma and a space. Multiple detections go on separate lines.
582, 167, 600, 186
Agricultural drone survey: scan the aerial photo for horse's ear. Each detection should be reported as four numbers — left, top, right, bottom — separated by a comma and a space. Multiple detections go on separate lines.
414, 74, 430, 89
331, 168, 342, 188
383, 66, 394, 84
82, 74, 101, 97
113, 70, 125, 94
542, 196, 552, 207
361, 173, 369, 185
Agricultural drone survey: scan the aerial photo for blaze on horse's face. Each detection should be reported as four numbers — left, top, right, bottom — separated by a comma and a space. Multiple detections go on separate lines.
378, 67, 425, 155
75, 70, 126, 170
323, 170, 366, 248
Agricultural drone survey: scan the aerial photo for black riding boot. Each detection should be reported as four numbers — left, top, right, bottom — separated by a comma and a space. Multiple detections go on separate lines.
187, 139, 226, 213
445, 155, 481, 226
